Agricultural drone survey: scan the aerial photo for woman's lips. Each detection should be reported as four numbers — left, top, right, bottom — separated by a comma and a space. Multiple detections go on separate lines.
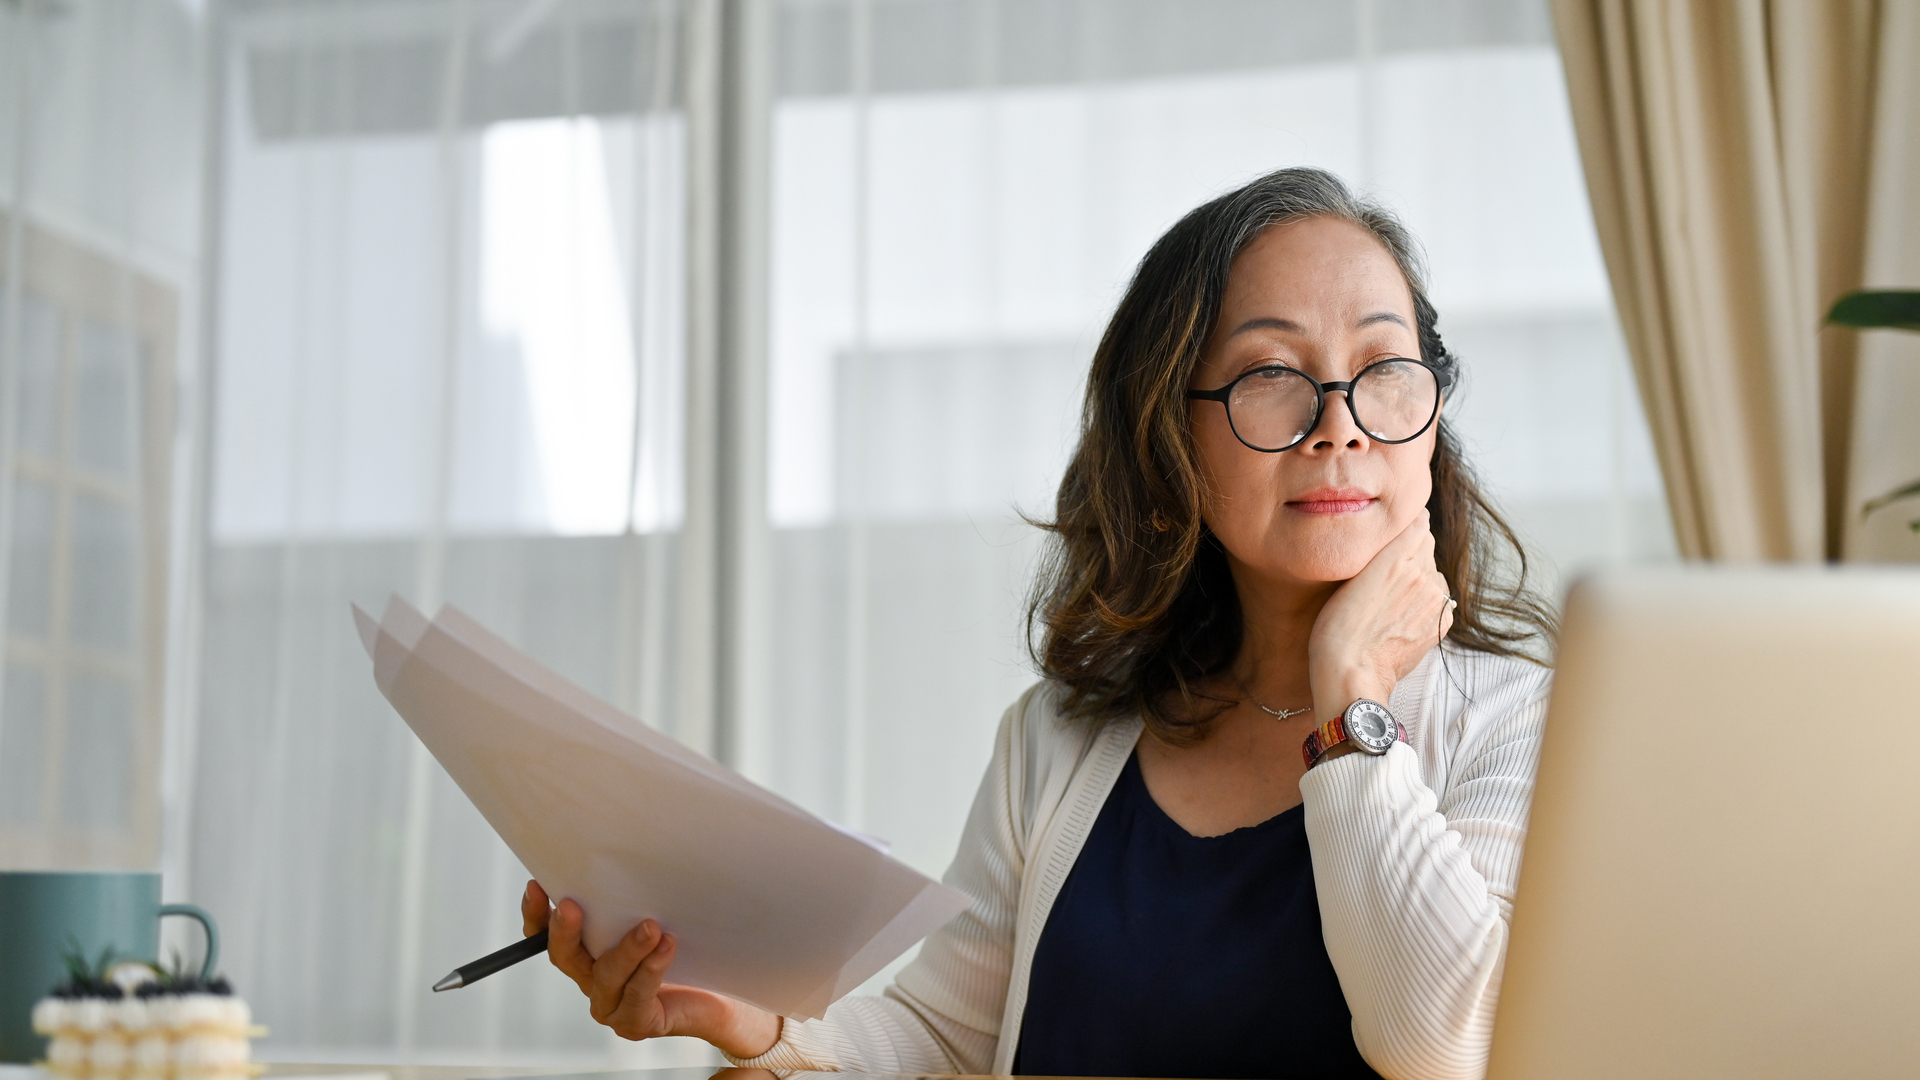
1286, 488, 1376, 514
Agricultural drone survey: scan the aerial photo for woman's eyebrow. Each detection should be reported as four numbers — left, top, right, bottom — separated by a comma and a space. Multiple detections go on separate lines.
1227, 316, 1304, 338
1228, 311, 1407, 337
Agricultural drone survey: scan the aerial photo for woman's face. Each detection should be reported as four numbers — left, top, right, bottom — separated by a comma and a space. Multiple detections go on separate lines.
1188, 215, 1438, 588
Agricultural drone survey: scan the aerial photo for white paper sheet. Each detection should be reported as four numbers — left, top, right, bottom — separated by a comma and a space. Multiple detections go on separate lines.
353, 596, 971, 1020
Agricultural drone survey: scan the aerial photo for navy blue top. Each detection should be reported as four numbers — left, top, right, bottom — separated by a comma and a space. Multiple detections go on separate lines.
1013, 751, 1382, 1080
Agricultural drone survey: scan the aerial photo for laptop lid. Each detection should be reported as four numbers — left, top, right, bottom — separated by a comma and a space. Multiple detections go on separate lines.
1486, 566, 1920, 1080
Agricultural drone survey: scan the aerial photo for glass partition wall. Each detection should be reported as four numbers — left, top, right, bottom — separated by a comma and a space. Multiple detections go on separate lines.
0, 0, 1674, 1068
0, 1, 198, 883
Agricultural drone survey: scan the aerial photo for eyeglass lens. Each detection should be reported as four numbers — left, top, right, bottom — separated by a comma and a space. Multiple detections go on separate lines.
1226, 360, 1439, 452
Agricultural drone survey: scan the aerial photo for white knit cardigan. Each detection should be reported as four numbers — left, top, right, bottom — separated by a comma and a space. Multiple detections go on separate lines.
728, 646, 1552, 1080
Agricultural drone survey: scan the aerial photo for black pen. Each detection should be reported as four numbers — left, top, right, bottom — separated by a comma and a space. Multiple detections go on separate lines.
432, 929, 549, 991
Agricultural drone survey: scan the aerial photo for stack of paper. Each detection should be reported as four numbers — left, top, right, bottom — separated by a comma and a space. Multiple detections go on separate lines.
353, 596, 971, 1020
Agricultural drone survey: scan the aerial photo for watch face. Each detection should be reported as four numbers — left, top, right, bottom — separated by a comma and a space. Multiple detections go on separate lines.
1346, 701, 1396, 753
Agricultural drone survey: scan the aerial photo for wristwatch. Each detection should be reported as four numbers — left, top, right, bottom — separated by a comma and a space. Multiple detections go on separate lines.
1301, 699, 1406, 768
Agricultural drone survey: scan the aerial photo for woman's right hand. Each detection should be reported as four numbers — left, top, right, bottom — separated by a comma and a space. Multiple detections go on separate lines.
1307, 509, 1454, 721
521, 880, 783, 1059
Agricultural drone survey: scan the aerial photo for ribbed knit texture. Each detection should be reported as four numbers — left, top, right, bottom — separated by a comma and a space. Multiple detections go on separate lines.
726, 647, 1551, 1080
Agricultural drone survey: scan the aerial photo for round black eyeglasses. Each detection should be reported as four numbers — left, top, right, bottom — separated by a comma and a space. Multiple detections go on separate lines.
1186, 357, 1454, 453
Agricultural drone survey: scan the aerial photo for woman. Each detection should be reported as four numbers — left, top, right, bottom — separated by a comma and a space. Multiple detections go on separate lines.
520, 167, 1556, 1080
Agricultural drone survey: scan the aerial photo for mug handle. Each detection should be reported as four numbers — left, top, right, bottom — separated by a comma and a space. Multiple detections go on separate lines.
158, 904, 220, 981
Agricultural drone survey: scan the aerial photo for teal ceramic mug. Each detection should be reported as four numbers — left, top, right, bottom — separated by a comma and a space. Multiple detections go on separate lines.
0, 872, 219, 1063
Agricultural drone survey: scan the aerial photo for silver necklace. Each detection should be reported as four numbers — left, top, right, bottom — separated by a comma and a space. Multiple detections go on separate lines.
1252, 700, 1313, 720
1235, 675, 1313, 720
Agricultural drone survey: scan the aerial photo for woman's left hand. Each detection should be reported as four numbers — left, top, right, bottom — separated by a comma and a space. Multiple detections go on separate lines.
1307, 509, 1455, 720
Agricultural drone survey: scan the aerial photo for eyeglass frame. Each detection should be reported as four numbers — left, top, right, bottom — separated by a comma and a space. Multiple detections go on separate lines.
1185, 357, 1455, 454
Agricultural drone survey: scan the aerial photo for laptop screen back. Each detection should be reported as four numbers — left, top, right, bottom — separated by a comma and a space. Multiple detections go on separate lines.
1487, 567, 1920, 1080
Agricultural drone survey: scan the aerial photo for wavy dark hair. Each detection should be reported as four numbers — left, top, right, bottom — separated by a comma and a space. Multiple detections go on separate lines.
1028, 167, 1556, 743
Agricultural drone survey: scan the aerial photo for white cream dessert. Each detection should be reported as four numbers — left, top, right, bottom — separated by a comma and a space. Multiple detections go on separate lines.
32, 961, 261, 1080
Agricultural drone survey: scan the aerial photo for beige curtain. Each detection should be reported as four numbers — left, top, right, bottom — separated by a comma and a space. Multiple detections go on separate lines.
1551, 0, 1913, 561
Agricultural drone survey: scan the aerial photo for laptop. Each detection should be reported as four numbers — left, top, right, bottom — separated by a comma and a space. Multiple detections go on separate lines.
1486, 566, 1920, 1080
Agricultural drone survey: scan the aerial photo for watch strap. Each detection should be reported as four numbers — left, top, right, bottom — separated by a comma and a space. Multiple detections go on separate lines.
1301, 714, 1408, 768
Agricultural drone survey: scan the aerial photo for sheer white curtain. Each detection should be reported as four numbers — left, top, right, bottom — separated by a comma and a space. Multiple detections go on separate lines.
743, 0, 1676, 994
182, 0, 704, 1066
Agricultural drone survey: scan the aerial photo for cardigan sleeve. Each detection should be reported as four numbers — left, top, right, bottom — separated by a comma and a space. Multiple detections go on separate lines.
724, 689, 1036, 1073
1299, 652, 1552, 1080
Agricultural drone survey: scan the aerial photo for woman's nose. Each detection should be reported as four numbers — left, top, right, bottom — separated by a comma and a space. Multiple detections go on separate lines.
1306, 389, 1368, 450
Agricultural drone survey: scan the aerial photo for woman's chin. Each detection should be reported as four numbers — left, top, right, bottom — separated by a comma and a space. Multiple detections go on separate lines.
1237, 548, 1376, 586
1285, 557, 1374, 584
1213, 518, 1394, 585
1269, 530, 1391, 583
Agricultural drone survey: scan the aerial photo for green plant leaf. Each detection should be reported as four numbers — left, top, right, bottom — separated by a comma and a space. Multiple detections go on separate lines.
1826, 290, 1920, 331
1862, 477, 1920, 517
61, 938, 93, 983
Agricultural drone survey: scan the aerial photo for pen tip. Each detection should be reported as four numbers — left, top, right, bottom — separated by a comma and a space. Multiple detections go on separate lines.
431, 972, 463, 993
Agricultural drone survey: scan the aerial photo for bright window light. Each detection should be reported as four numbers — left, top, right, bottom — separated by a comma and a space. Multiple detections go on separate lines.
481, 117, 637, 536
